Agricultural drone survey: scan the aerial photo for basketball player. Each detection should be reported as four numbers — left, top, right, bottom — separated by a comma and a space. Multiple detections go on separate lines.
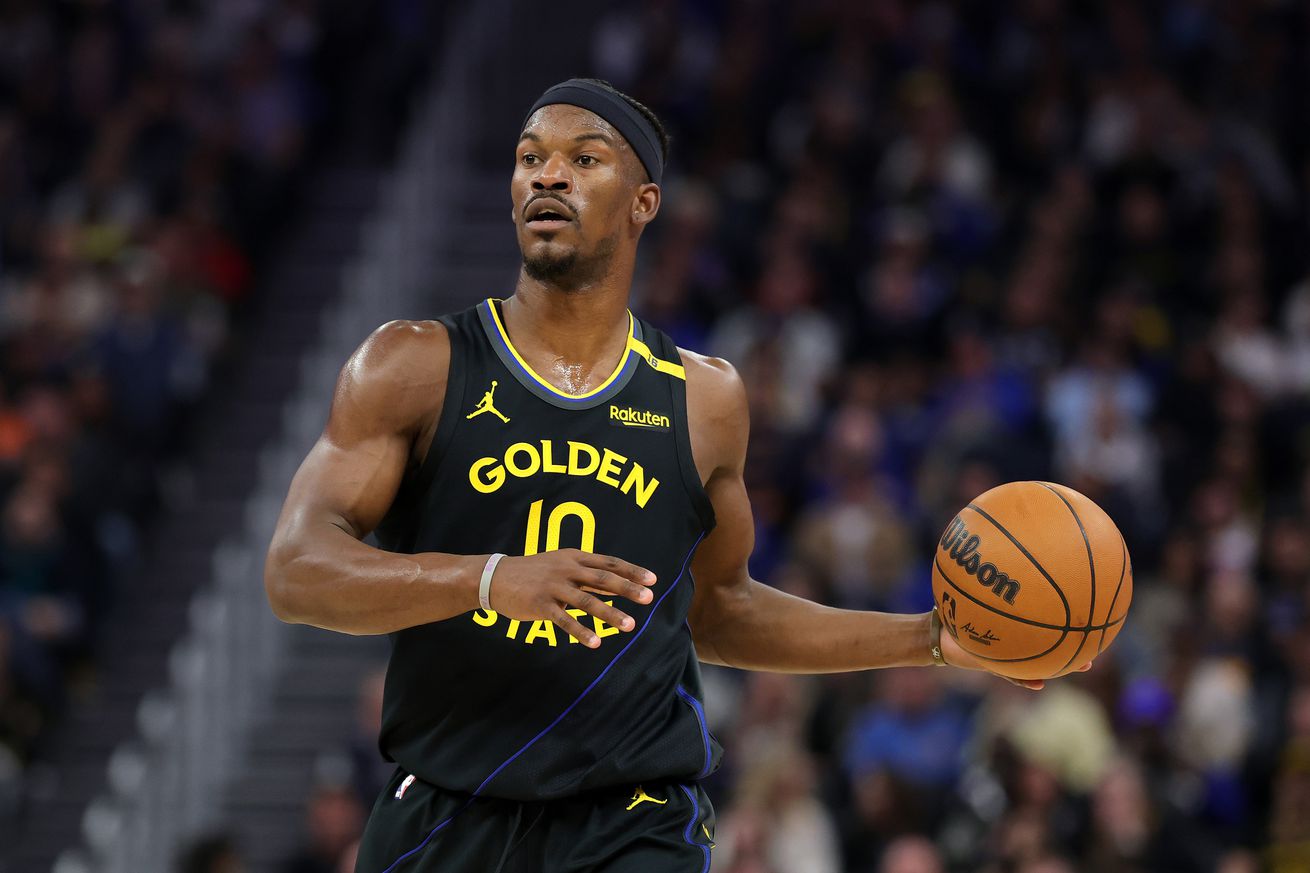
265, 79, 1082, 872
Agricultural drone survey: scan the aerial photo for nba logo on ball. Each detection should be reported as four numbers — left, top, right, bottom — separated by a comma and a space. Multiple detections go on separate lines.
395, 774, 416, 800
931, 481, 1133, 681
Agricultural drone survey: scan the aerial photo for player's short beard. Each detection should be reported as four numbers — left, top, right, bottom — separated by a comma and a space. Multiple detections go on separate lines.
522, 234, 618, 290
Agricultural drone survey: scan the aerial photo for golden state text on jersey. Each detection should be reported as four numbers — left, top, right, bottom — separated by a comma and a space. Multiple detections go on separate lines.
373, 299, 719, 802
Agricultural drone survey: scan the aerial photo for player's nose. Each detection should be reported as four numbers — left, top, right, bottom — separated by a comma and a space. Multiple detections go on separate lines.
531, 153, 573, 193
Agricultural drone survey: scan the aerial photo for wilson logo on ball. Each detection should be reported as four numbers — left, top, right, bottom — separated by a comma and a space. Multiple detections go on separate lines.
939, 516, 1022, 604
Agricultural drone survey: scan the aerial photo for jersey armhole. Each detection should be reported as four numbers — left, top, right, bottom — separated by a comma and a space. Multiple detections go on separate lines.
410, 315, 468, 498
658, 331, 717, 534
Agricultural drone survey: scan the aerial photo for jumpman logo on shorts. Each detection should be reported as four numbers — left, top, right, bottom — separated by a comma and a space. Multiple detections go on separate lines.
625, 785, 668, 811
467, 380, 510, 423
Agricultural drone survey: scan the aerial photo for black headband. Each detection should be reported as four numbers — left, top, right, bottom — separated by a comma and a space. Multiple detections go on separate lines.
524, 80, 664, 186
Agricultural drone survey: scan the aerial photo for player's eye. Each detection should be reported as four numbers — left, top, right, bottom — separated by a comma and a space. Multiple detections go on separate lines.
521, 154, 539, 166
576, 155, 598, 167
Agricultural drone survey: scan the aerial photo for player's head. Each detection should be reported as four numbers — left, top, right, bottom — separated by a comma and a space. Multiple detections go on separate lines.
512, 78, 670, 289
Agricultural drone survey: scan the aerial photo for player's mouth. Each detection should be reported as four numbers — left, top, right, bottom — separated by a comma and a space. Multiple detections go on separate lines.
524, 197, 576, 231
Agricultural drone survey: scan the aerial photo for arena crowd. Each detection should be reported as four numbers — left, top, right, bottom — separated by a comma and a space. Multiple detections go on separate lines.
0, 0, 434, 848
266, 3, 1308, 872
606, 3, 1307, 872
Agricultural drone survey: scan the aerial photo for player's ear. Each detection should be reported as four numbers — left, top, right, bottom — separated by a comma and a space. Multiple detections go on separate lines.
631, 182, 660, 228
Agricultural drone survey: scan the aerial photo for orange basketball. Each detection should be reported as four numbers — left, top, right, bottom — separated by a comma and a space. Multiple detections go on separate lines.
931, 481, 1133, 680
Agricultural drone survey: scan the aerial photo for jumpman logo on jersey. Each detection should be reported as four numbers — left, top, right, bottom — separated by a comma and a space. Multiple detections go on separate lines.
626, 785, 668, 811
466, 380, 510, 423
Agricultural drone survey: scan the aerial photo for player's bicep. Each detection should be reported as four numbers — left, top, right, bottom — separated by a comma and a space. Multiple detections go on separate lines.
684, 355, 755, 656
687, 468, 755, 637
281, 424, 410, 542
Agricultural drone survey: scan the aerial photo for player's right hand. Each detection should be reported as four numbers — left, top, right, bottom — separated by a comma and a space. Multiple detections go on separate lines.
486, 550, 657, 648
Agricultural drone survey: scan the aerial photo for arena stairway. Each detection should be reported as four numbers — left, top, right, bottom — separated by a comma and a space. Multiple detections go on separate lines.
217, 167, 519, 871
20, 2, 604, 868
7, 163, 382, 873
210, 5, 608, 866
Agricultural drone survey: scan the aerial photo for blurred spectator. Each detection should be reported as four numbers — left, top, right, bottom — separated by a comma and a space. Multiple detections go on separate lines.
278, 782, 365, 873
709, 248, 840, 435
843, 669, 970, 807
711, 735, 841, 873
176, 832, 244, 873
1269, 685, 1310, 872
336, 840, 359, 873
794, 405, 913, 609
879, 835, 944, 873
1004, 684, 1117, 794
347, 667, 390, 810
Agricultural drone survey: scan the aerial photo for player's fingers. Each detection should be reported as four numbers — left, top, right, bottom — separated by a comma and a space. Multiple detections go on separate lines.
576, 568, 654, 605
1077, 662, 1093, 672
576, 551, 657, 585
559, 588, 635, 633
550, 607, 600, 649
1006, 677, 1044, 691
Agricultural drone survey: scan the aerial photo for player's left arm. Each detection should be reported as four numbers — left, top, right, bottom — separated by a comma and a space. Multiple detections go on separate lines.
682, 352, 1041, 686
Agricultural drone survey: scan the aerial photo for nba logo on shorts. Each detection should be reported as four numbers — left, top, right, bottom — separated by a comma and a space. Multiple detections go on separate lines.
395, 774, 416, 800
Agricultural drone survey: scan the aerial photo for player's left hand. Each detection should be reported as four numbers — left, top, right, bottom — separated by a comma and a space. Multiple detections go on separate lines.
938, 629, 1092, 691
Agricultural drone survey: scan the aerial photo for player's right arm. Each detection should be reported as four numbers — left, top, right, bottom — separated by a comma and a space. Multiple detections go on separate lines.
263, 321, 656, 643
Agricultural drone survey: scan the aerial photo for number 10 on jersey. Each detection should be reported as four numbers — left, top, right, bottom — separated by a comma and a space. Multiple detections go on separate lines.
523, 499, 596, 555
470, 499, 614, 646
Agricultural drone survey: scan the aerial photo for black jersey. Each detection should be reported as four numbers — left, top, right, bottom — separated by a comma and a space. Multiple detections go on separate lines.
374, 298, 721, 802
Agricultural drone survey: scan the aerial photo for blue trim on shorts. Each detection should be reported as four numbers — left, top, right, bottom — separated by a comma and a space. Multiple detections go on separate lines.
675, 685, 713, 780
378, 797, 472, 873
678, 784, 711, 873
377, 531, 706, 872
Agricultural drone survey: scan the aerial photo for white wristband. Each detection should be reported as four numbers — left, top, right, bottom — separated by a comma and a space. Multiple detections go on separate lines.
479, 553, 506, 612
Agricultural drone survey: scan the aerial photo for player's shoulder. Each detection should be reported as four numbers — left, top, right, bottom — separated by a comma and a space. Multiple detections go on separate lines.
332, 320, 450, 433
679, 347, 744, 397
351, 319, 449, 383
362, 318, 449, 358
678, 346, 748, 426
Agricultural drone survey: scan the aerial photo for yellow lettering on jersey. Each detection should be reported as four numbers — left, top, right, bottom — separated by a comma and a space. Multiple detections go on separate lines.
524, 620, 558, 647
597, 449, 627, 487
541, 440, 566, 474
469, 457, 505, 493
504, 442, 540, 477
465, 441, 661, 509
544, 501, 595, 552
468, 601, 622, 647
619, 465, 659, 509
523, 499, 544, 556
594, 612, 620, 639
568, 441, 600, 476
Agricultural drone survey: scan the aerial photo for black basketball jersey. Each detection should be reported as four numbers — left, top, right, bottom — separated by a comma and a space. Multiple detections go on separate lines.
373, 298, 722, 802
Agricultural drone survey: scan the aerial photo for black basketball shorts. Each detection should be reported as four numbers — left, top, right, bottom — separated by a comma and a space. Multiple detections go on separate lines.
355, 767, 716, 873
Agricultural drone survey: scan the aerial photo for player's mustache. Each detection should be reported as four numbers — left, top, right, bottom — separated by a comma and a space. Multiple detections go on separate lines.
524, 193, 578, 223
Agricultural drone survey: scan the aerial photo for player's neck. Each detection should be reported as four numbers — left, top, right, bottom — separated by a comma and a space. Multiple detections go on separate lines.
500, 283, 633, 390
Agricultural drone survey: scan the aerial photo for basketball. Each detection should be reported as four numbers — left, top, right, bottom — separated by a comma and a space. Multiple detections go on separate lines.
932, 481, 1133, 681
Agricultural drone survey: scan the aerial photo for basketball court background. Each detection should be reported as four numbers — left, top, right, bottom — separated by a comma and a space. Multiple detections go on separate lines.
0, 2, 1305, 872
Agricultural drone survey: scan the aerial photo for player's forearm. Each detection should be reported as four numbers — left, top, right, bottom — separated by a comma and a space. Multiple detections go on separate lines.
264, 523, 483, 635
694, 580, 935, 673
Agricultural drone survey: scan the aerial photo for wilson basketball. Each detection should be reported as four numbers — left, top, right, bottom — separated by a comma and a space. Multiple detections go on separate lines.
931, 481, 1133, 681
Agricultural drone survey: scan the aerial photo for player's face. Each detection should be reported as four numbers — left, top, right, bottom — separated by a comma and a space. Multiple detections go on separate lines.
512, 104, 647, 285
